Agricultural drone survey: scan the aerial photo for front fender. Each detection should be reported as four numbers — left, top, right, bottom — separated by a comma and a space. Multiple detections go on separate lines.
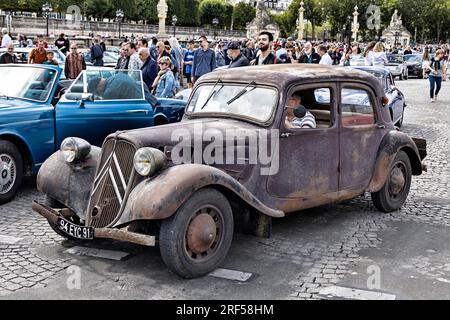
37, 147, 101, 219
367, 130, 423, 192
116, 164, 284, 226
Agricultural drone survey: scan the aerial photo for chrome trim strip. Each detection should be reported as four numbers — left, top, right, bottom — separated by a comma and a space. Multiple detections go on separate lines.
108, 168, 123, 204
113, 153, 127, 191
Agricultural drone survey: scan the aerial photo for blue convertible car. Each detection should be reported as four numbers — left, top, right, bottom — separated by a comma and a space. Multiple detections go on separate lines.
0, 64, 185, 203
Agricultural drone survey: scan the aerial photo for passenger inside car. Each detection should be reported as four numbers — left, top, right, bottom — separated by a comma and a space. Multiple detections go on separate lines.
285, 92, 316, 129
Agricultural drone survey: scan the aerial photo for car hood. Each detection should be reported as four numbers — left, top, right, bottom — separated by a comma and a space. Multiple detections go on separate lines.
115, 117, 267, 149
0, 98, 36, 111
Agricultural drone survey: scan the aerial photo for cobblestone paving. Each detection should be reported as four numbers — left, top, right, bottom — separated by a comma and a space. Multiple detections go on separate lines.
0, 78, 448, 299
0, 183, 73, 296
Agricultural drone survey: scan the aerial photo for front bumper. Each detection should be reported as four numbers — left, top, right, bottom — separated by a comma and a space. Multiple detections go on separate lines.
32, 201, 155, 246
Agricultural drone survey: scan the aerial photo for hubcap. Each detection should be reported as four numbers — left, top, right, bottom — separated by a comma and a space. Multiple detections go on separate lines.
0, 154, 16, 194
185, 206, 223, 261
388, 162, 406, 198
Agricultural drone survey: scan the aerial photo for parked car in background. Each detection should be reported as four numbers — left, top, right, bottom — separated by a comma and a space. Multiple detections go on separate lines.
403, 54, 424, 78
33, 64, 426, 278
349, 54, 366, 66
386, 54, 409, 80
351, 66, 406, 127
0, 47, 66, 65
0, 65, 185, 203
79, 48, 119, 68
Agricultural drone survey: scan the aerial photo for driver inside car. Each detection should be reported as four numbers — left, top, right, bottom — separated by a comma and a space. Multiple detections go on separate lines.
285, 93, 316, 129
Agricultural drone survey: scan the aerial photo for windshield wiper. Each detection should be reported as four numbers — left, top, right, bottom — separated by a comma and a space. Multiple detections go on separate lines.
226, 81, 256, 105
200, 79, 223, 110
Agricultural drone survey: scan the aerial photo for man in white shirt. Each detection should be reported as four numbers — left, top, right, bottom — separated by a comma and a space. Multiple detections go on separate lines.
1, 28, 12, 48
318, 45, 333, 65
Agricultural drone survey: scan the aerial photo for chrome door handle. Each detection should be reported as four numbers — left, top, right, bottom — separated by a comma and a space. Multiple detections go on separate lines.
127, 109, 147, 113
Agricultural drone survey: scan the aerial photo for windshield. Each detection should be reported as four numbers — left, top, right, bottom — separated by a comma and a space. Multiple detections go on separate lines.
403, 55, 422, 63
67, 69, 144, 101
0, 66, 58, 102
387, 55, 403, 64
187, 83, 278, 122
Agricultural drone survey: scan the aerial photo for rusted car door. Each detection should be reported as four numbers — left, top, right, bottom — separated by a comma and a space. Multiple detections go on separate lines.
267, 84, 339, 199
338, 83, 385, 191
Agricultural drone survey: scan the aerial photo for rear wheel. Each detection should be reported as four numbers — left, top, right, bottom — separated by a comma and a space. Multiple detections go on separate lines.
371, 151, 412, 212
0, 141, 23, 204
159, 188, 234, 278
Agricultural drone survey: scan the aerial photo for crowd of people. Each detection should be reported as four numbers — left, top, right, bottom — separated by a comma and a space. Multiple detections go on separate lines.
1, 28, 449, 102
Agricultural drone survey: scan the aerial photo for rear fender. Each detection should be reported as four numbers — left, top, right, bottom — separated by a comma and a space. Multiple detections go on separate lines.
368, 130, 424, 192
116, 164, 284, 226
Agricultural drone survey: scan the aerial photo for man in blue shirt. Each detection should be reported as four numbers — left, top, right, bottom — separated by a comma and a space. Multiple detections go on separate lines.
191, 35, 216, 85
183, 40, 195, 88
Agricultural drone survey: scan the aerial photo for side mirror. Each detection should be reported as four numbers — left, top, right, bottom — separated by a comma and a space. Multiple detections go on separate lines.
79, 93, 94, 108
293, 105, 307, 119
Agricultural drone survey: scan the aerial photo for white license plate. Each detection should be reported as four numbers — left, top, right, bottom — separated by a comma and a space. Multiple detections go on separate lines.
57, 217, 94, 240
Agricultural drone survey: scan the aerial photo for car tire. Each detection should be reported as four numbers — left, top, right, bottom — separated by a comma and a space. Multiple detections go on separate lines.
44, 196, 78, 240
371, 150, 412, 213
159, 188, 234, 278
0, 141, 24, 204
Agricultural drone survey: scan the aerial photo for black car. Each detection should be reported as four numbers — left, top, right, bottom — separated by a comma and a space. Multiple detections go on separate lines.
403, 54, 423, 78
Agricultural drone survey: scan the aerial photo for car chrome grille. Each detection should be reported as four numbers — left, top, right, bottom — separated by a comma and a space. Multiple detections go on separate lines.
86, 139, 137, 228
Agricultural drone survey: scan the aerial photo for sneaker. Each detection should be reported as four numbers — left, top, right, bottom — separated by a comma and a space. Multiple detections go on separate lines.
430, 98, 435, 103
434, 96, 438, 102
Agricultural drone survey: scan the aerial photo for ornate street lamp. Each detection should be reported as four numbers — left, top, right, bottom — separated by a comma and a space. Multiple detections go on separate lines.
116, 9, 124, 38
212, 18, 219, 39
42, 2, 53, 37
172, 15, 178, 38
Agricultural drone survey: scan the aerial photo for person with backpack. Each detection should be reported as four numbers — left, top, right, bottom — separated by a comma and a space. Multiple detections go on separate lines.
90, 38, 104, 66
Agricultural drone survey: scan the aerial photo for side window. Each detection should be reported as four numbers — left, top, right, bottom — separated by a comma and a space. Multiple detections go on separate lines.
341, 87, 375, 126
284, 87, 333, 130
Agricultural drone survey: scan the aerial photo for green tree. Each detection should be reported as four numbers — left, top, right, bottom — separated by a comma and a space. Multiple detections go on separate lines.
198, 0, 233, 28
232, 2, 255, 30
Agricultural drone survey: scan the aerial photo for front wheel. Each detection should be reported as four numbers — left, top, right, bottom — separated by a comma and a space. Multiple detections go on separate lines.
371, 150, 412, 212
0, 141, 23, 204
159, 188, 234, 278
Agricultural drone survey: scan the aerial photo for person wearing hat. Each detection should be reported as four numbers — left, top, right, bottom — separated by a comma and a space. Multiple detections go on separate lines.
227, 41, 249, 68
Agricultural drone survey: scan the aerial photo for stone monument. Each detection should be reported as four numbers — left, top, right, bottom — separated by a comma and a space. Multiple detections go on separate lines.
246, 0, 280, 40
382, 10, 411, 49
157, 0, 168, 36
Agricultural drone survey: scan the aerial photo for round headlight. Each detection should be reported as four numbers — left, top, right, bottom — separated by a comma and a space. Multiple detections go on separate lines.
133, 147, 167, 177
60, 137, 91, 163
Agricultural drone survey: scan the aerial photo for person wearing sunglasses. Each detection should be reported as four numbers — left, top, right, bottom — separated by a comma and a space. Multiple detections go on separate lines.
0, 43, 17, 64
152, 56, 175, 98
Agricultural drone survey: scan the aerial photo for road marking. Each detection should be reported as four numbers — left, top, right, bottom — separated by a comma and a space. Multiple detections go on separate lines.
64, 246, 131, 261
318, 285, 396, 300
0, 235, 23, 244
208, 268, 253, 282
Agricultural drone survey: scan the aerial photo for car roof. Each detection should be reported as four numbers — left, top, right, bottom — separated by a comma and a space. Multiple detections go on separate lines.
199, 64, 384, 96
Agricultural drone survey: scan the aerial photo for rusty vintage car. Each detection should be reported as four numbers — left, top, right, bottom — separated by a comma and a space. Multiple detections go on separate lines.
32, 65, 427, 278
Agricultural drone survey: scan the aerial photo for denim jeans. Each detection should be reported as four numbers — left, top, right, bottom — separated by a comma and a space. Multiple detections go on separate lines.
429, 74, 442, 98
